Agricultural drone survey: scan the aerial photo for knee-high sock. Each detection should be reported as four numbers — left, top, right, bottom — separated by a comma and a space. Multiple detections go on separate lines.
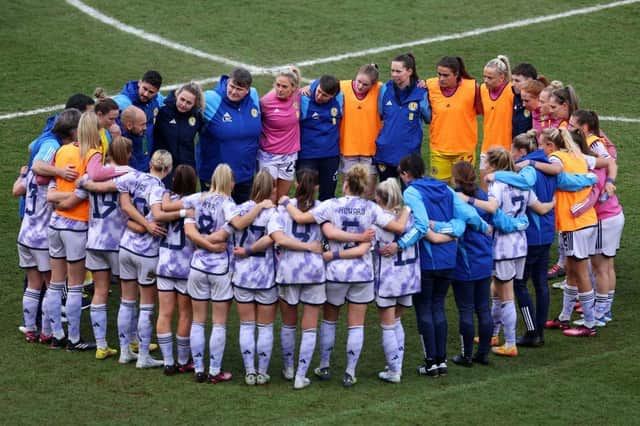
66, 286, 83, 343
381, 324, 400, 373
209, 324, 226, 375
41, 290, 51, 336
560, 285, 578, 321
176, 335, 191, 365
296, 328, 316, 378
239, 321, 256, 375
501, 301, 517, 346
130, 304, 139, 343
157, 332, 174, 366
606, 290, 615, 316
491, 297, 502, 336
117, 299, 136, 349
318, 320, 336, 369
22, 289, 41, 332
137, 304, 154, 357
90, 303, 108, 349
256, 323, 274, 375
345, 326, 364, 377
579, 290, 596, 328
190, 321, 206, 373
594, 292, 608, 319
394, 318, 405, 370
46, 282, 65, 339
280, 324, 296, 370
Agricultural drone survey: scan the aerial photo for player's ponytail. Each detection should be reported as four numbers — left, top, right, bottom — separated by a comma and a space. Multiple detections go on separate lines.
295, 169, 319, 212
250, 168, 275, 203
344, 164, 368, 197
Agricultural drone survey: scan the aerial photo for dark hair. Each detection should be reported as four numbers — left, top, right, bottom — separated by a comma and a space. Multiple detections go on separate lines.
551, 86, 579, 116
356, 63, 379, 84
318, 75, 340, 96
451, 161, 477, 196
172, 164, 197, 196
570, 130, 598, 157
398, 153, 425, 178
142, 70, 163, 89
52, 108, 82, 139
512, 129, 539, 154
393, 52, 419, 83
65, 93, 94, 111
295, 169, 318, 212
572, 110, 600, 136
94, 98, 119, 115
230, 67, 253, 88
512, 63, 538, 79
437, 56, 473, 80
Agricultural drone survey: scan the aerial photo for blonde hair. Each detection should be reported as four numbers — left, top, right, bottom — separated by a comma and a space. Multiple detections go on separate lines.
486, 147, 515, 172
210, 163, 234, 196
150, 149, 173, 172
78, 111, 101, 159
250, 168, 274, 203
512, 129, 538, 154
540, 128, 581, 156
276, 66, 301, 87
375, 178, 403, 213
344, 164, 368, 197
106, 136, 132, 166
485, 54, 512, 81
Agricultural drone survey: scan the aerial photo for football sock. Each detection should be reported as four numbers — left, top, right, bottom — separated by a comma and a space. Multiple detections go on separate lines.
22, 288, 41, 331
117, 299, 136, 349
157, 332, 174, 366
296, 328, 316, 378
579, 290, 596, 328
395, 318, 405, 368
560, 284, 578, 321
257, 323, 274, 375
318, 320, 336, 369
66, 286, 83, 343
594, 292, 608, 319
176, 335, 191, 365
137, 304, 154, 356
130, 304, 139, 344
46, 281, 65, 339
209, 324, 226, 375
501, 301, 517, 346
90, 303, 108, 349
491, 297, 502, 336
190, 321, 206, 373
345, 326, 364, 377
381, 324, 400, 373
239, 321, 256, 374
280, 324, 296, 371
41, 290, 51, 336
606, 290, 615, 316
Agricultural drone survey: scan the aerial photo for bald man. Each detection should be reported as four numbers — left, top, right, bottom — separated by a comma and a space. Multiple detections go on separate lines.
118, 106, 149, 171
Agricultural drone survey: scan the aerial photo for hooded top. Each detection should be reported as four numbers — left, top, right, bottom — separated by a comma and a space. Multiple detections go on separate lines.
198, 75, 262, 184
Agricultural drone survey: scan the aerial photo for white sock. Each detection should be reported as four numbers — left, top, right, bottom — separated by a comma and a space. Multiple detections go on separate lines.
41, 290, 51, 336
66, 286, 83, 343
280, 324, 297, 370
318, 320, 336, 369
137, 304, 154, 356
190, 322, 206, 374
90, 303, 108, 349
579, 290, 596, 328
257, 323, 274, 375
560, 285, 578, 321
296, 328, 316, 378
501, 301, 517, 346
117, 299, 136, 349
22, 288, 41, 331
394, 318, 405, 370
239, 321, 256, 374
594, 292, 608, 319
491, 297, 502, 336
157, 332, 174, 366
46, 282, 65, 339
345, 325, 364, 377
176, 335, 191, 365
381, 324, 400, 373
209, 324, 226, 375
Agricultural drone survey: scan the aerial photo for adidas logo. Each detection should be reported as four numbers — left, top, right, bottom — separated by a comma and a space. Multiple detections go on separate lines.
92, 322, 100, 328
385, 100, 392, 106
243, 350, 252, 355
259, 352, 267, 357
300, 359, 306, 364
119, 333, 125, 338
195, 352, 202, 358
23, 308, 30, 314
169, 119, 176, 124
348, 350, 355, 356
312, 112, 320, 120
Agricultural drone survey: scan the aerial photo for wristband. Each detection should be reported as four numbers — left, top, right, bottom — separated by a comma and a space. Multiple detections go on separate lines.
529, 160, 537, 168
245, 247, 253, 257
467, 197, 475, 206
605, 177, 615, 184
282, 198, 290, 208
179, 209, 186, 218
332, 249, 340, 260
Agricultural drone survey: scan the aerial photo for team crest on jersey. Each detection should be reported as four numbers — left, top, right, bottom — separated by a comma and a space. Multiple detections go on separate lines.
146, 270, 156, 282
223, 112, 232, 123
331, 107, 338, 117
408, 102, 418, 111
377, 164, 386, 172
251, 108, 258, 118
524, 109, 531, 118
293, 102, 299, 109
153, 107, 159, 117
188, 116, 196, 126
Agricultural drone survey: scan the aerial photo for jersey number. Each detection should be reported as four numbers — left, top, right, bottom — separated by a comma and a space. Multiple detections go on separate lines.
24, 182, 38, 215
394, 237, 418, 266
239, 225, 266, 257
511, 195, 526, 216
92, 193, 118, 219
292, 223, 312, 242
341, 220, 361, 250
161, 221, 186, 250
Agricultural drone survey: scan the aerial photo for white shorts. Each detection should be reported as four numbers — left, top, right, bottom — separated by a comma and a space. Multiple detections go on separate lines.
157, 276, 188, 295
326, 282, 374, 306
376, 294, 413, 309
48, 228, 87, 262
86, 250, 120, 276
119, 249, 158, 286
279, 284, 326, 306
234, 286, 278, 305
493, 258, 526, 282
560, 226, 596, 260
18, 244, 50, 272
257, 149, 297, 181
340, 156, 377, 175
594, 213, 624, 257
187, 268, 233, 302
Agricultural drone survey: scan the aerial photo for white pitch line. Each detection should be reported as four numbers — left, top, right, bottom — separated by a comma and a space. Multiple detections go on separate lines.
65, 0, 264, 74
2, 0, 638, 122
290, 0, 640, 68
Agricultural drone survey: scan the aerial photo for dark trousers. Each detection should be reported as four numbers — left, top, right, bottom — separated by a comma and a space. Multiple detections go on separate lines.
297, 157, 339, 201
452, 278, 492, 356
413, 269, 451, 362
514, 244, 551, 337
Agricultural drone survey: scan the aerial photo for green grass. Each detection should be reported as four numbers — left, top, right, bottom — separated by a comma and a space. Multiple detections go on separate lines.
1, 1, 640, 424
